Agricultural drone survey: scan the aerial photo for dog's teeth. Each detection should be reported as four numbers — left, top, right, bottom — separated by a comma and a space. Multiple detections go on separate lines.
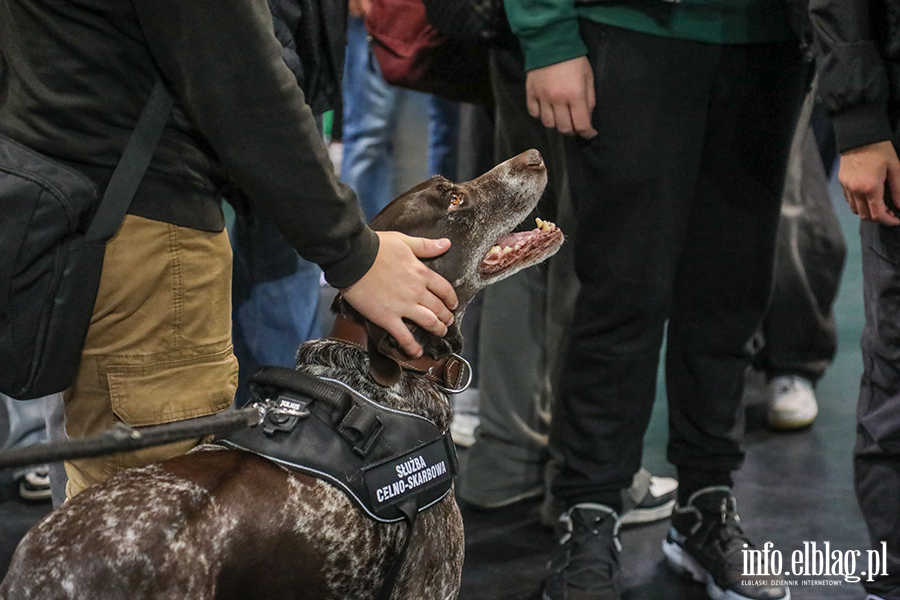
541, 221, 551, 232
489, 245, 501, 255
503, 246, 513, 253
535, 217, 544, 229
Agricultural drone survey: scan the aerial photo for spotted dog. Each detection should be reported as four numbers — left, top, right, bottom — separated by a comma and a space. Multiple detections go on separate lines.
0, 149, 563, 600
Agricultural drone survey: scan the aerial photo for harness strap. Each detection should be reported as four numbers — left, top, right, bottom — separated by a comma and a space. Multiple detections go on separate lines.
250, 366, 383, 457
378, 499, 418, 600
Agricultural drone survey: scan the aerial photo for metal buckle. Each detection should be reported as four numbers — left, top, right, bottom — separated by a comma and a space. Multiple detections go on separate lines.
435, 353, 473, 395
260, 394, 311, 436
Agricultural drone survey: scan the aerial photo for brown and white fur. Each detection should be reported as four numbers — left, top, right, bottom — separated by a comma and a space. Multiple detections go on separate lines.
0, 149, 562, 600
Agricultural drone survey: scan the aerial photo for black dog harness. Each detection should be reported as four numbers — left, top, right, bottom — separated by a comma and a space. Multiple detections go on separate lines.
217, 366, 458, 598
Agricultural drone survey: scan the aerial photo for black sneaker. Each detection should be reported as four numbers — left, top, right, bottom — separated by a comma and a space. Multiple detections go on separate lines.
662, 486, 789, 600
543, 503, 622, 600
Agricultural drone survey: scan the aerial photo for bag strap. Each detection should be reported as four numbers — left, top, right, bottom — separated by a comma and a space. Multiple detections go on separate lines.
85, 77, 174, 242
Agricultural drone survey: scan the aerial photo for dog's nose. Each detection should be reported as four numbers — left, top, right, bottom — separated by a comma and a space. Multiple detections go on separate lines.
524, 149, 544, 168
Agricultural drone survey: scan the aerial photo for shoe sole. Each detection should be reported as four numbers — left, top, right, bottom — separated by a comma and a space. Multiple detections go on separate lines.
662, 539, 791, 600
19, 485, 52, 503
767, 405, 818, 431
619, 498, 675, 526
767, 413, 817, 430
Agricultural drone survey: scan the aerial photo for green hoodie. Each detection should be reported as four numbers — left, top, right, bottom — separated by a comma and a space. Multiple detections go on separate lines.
507, 0, 797, 71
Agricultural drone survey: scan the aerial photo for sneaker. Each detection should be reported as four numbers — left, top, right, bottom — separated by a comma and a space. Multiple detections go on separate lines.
17, 465, 51, 503
450, 387, 480, 447
540, 469, 677, 528
620, 469, 677, 526
544, 503, 622, 600
450, 414, 480, 447
662, 486, 789, 600
767, 375, 817, 430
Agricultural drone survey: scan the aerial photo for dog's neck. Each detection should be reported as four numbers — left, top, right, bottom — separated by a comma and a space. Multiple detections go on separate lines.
330, 315, 470, 391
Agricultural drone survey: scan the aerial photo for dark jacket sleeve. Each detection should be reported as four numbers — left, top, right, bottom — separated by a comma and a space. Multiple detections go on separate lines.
809, 0, 894, 152
132, 0, 377, 288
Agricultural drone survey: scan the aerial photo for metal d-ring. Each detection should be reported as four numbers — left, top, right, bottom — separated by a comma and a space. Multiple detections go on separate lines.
435, 353, 473, 395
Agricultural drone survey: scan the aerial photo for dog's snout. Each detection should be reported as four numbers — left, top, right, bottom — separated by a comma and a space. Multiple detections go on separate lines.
508, 149, 544, 170
524, 149, 543, 168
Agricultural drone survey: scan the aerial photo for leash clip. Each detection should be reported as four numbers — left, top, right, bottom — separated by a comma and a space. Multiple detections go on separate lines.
261, 393, 312, 436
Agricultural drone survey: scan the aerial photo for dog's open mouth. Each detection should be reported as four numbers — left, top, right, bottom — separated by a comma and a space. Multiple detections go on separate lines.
480, 218, 565, 277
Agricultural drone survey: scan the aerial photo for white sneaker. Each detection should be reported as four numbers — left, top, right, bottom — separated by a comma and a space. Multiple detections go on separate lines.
767, 375, 818, 430
450, 413, 480, 447
450, 387, 480, 447
619, 471, 678, 526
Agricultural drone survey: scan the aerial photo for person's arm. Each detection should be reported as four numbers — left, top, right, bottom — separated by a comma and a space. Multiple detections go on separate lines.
133, 0, 456, 356
810, 0, 900, 226
504, 0, 597, 139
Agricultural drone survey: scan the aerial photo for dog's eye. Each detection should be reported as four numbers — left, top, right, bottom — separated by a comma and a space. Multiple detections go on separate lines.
450, 193, 464, 207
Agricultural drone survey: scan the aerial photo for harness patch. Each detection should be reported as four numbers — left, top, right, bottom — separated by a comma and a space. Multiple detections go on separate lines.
364, 438, 453, 511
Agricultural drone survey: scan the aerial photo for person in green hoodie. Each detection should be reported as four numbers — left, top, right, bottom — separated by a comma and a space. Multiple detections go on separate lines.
501, 0, 809, 598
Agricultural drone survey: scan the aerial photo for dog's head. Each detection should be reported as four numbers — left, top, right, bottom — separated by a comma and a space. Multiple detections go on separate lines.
334, 149, 564, 379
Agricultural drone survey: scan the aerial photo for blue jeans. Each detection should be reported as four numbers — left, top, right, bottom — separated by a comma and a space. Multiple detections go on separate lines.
231, 203, 322, 406
341, 15, 459, 220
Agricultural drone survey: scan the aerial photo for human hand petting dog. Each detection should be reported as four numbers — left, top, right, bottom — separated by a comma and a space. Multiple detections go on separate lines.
526, 56, 598, 139
839, 140, 900, 226
341, 231, 458, 358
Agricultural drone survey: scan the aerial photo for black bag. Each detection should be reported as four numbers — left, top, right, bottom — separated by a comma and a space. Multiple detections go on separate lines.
366, 0, 493, 106
0, 80, 173, 400
421, 0, 513, 45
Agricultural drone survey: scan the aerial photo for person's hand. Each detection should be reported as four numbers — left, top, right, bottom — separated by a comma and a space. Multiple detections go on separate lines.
525, 56, 597, 139
341, 231, 458, 358
348, 0, 371, 18
839, 140, 900, 226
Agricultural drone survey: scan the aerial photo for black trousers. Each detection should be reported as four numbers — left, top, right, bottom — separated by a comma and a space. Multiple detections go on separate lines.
550, 22, 808, 508
857, 213, 900, 598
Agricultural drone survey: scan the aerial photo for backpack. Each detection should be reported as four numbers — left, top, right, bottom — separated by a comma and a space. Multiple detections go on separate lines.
0, 79, 173, 399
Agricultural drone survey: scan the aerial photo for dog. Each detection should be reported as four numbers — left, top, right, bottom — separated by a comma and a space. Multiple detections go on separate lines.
0, 149, 563, 600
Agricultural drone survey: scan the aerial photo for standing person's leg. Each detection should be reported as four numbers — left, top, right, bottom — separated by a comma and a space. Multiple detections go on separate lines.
43, 393, 67, 506
457, 44, 574, 509
426, 95, 460, 179
341, 15, 401, 220
0, 393, 51, 502
754, 81, 846, 430
545, 25, 718, 600
855, 218, 900, 599
666, 41, 807, 494
663, 40, 806, 600
550, 24, 715, 512
63, 215, 237, 498
231, 199, 322, 407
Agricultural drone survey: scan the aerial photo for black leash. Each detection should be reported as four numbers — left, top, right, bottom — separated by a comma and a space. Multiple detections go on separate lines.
0, 407, 262, 471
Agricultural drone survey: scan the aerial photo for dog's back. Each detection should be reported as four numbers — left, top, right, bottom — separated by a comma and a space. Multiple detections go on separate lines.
1, 345, 465, 600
